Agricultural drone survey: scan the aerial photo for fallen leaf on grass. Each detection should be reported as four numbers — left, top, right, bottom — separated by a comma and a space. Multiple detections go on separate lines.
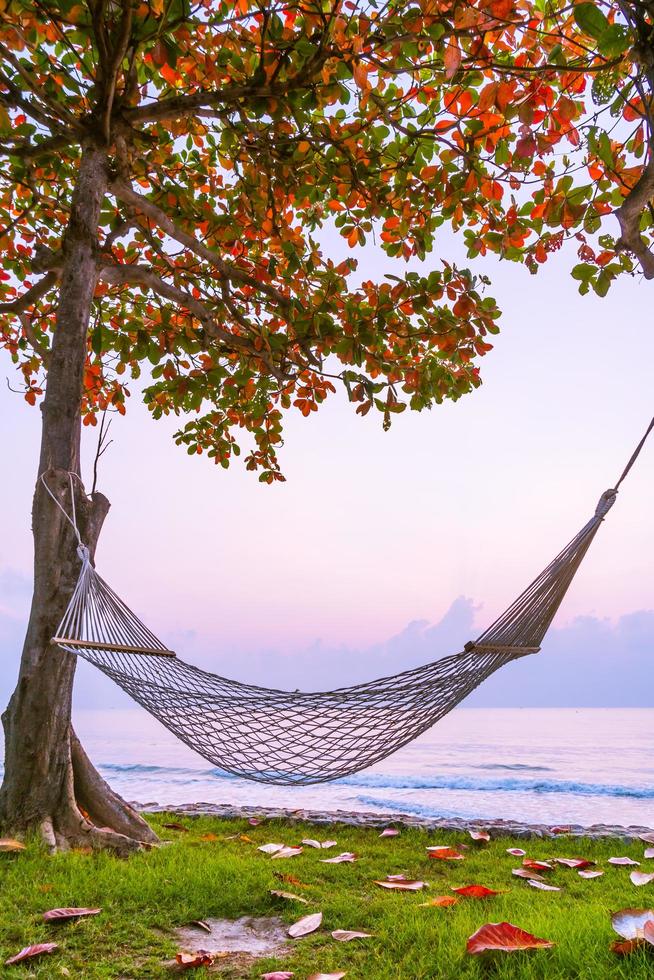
200, 833, 219, 842
418, 896, 459, 907
43, 907, 101, 923
375, 877, 427, 891
176, 950, 214, 968
273, 872, 309, 888
190, 920, 212, 933
321, 841, 338, 849
466, 922, 555, 955
301, 839, 323, 849
5, 944, 59, 966
272, 846, 303, 860
38, 884, 55, 893
522, 859, 553, 872
610, 908, 654, 940
453, 885, 501, 899
270, 890, 308, 905
0, 839, 26, 853
248, 817, 263, 826
258, 843, 285, 855
578, 870, 604, 879
610, 938, 647, 955
526, 880, 561, 891
631, 872, 654, 887
261, 973, 294, 979
645, 849, 654, 859
426, 846, 464, 861
288, 912, 322, 938
320, 852, 356, 864
379, 828, 399, 838
506, 848, 526, 857
239, 834, 254, 843
162, 822, 189, 832
307, 974, 346, 979
331, 930, 372, 942
640, 833, 654, 845
469, 830, 491, 842
552, 858, 594, 869
512, 869, 545, 882
609, 857, 640, 866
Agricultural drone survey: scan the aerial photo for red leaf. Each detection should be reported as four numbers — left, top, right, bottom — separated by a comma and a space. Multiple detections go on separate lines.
453, 885, 501, 899
552, 858, 594, 870
43, 907, 101, 923
466, 922, 555, 955
610, 938, 645, 955
522, 859, 553, 871
5, 943, 59, 966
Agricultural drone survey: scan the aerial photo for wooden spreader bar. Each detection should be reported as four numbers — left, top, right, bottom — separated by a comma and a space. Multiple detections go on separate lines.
52, 636, 176, 657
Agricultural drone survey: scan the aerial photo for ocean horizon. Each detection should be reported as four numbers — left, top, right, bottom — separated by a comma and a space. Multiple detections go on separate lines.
6, 706, 647, 829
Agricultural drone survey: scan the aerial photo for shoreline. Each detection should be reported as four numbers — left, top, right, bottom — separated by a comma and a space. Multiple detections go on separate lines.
137, 801, 654, 841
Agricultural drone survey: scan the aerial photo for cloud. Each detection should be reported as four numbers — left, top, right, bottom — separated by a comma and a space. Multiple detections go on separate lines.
0, 569, 651, 710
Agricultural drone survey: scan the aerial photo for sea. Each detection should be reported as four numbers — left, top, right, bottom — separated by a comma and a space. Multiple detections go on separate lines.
67, 707, 654, 828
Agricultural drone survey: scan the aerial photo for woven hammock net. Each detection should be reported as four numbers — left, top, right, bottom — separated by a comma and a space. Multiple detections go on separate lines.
52, 489, 618, 785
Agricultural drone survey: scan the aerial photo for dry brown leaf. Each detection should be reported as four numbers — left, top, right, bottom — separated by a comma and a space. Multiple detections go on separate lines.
610, 938, 645, 955
270, 890, 308, 905
5, 943, 59, 966
331, 930, 372, 942
0, 839, 26, 853
43, 907, 101, 923
176, 950, 214, 968
200, 833, 218, 842
466, 921, 554, 955
273, 872, 310, 888
611, 908, 654, 940
630, 872, 654, 887
239, 834, 254, 843
162, 822, 188, 832
288, 912, 323, 938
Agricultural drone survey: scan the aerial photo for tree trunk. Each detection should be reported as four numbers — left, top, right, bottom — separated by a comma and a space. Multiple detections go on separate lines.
0, 144, 157, 853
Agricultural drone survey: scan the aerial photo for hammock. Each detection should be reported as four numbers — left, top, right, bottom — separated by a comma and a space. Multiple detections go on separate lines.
47, 417, 653, 785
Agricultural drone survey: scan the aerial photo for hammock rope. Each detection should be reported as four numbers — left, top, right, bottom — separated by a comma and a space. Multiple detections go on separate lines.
46, 418, 652, 785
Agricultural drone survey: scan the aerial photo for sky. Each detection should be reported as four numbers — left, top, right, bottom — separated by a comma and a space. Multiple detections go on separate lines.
0, 226, 652, 710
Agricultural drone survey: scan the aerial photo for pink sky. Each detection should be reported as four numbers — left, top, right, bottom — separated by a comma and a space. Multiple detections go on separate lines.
1, 230, 652, 674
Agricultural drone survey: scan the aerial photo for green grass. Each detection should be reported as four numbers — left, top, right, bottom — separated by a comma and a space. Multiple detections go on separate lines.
0, 814, 652, 978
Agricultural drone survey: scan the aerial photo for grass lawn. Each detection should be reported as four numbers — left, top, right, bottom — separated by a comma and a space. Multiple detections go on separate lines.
1, 813, 653, 978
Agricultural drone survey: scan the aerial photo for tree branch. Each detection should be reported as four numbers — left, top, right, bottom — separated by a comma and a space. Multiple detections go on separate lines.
110, 180, 292, 310
0, 271, 58, 314
615, 151, 654, 279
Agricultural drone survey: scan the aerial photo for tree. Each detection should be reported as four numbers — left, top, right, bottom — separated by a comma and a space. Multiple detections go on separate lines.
0, 0, 650, 852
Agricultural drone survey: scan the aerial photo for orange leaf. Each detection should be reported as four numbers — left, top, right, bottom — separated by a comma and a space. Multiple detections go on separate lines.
444, 42, 461, 80
453, 885, 501, 899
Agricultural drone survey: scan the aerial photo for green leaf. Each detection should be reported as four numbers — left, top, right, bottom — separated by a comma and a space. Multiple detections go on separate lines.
598, 24, 631, 59
574, 3, 609, 40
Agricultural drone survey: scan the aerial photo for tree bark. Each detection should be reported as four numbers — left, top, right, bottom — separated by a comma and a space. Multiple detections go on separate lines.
0, 143, 157, 852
